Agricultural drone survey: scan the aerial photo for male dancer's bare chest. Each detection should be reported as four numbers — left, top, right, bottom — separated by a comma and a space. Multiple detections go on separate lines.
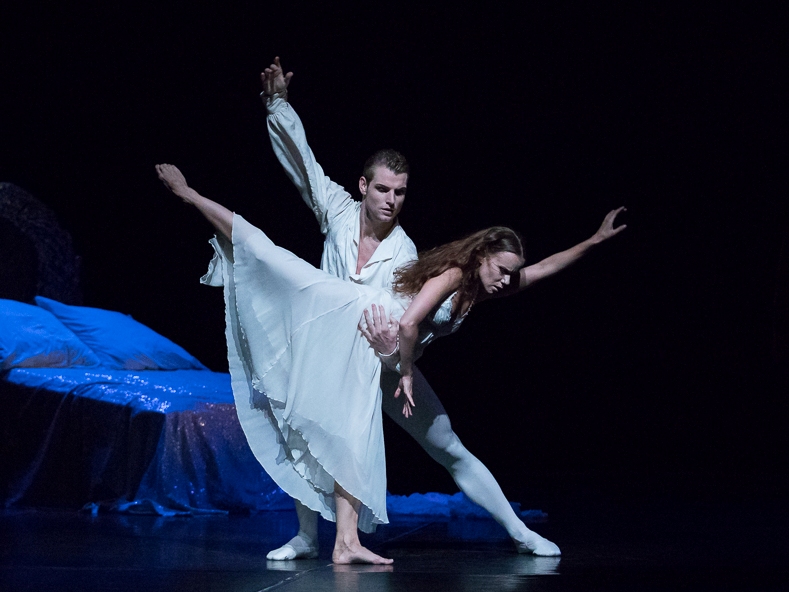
355, 236, 381, 275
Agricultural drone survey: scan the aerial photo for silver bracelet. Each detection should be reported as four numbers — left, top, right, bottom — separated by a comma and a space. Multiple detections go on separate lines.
378, 334, 399, 358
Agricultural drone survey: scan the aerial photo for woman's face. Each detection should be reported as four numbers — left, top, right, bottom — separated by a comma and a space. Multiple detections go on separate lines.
477, 251, 524, 294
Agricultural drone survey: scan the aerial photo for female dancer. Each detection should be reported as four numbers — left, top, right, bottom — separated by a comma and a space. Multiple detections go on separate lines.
156, 163, 625, 564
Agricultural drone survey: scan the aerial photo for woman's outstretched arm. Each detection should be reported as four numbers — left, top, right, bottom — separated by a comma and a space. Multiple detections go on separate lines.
155, 164, 234, 241
502, 207, 627, 295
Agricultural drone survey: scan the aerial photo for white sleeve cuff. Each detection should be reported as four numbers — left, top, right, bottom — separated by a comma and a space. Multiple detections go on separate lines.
261, 91, 288, 115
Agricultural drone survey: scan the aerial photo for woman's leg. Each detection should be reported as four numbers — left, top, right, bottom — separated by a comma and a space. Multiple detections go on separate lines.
332, 483, 393, 565
158, 163, 323, 560
381, 367, 560, 556
156, 163, 234, 240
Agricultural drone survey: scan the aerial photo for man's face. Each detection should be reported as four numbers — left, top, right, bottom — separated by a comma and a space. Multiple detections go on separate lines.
359, 166, 408, 226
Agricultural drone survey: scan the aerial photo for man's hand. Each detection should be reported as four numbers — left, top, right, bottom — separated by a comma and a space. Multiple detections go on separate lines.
359, 303, 399, 356
261, 56, 293, 97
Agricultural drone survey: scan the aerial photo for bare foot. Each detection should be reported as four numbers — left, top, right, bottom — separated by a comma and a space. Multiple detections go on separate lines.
155, 163, 195, 204
332, 564, 394, 573
332, 540, 393, 565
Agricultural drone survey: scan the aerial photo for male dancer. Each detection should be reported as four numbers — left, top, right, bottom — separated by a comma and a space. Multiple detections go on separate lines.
261, 57, 561, 559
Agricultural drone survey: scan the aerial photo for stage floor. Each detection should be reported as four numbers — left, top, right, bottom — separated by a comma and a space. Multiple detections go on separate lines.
2, 474, 788, 591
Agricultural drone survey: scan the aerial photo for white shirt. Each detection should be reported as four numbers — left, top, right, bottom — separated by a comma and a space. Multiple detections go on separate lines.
266, 95, 417, 291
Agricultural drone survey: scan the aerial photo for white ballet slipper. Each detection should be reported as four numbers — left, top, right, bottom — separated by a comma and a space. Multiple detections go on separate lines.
266, 538, 319, 560
514, 534, 561, 556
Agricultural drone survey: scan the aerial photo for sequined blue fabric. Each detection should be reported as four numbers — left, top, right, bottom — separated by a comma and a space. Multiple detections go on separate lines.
5, 368, 232, 412
2, 368, 290, 514
2, 368, 538, 519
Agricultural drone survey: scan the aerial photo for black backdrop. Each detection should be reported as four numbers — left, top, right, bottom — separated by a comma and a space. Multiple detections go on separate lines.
2, 3, 786, 497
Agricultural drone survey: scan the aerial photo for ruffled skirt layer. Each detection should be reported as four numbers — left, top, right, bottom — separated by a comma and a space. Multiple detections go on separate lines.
201, 215, 402, 532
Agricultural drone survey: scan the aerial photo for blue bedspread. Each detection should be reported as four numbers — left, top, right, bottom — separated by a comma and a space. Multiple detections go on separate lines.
2, 369, 542, 522
1, 367, 290, 514
5, 368, 235, 412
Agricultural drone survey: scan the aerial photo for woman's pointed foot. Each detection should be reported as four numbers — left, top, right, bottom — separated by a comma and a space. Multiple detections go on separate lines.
155, 163, 195, 204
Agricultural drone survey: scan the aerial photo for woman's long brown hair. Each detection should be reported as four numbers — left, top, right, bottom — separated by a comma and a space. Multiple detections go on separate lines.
392, 227, 524, 319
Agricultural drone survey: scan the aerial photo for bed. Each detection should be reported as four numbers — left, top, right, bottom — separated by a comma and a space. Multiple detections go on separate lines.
0, 182, 289, 514
0, 295, 290, 515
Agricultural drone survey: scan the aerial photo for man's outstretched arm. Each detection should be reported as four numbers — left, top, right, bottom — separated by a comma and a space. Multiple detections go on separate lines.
261, 57, 352, 234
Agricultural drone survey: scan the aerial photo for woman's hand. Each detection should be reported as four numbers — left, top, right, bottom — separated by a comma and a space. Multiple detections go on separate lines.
394, 374, 415, 418
592, 207, 628, 243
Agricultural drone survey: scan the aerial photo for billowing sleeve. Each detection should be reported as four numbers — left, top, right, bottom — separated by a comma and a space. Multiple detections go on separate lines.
265, 95, 355, 235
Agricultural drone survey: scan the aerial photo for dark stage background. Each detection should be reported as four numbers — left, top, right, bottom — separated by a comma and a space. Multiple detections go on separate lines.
1, 4, 786, 499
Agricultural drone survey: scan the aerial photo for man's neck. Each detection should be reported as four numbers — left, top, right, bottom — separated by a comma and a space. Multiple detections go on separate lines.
355, 210, 396, 274
359, 209, 396, 244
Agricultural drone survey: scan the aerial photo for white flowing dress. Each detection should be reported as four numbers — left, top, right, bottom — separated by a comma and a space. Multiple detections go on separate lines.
202, 215, 467, 532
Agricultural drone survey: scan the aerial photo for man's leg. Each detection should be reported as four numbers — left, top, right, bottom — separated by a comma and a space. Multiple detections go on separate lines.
266, 499, 319, 560
381, 367, 561, 556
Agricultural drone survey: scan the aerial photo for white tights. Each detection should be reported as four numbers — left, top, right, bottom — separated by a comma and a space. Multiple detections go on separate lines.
267, 366, 560, 558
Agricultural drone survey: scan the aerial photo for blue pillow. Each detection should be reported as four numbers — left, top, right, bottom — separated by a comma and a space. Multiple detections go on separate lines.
34, 296, 207, 371
0, 299, 101, 369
